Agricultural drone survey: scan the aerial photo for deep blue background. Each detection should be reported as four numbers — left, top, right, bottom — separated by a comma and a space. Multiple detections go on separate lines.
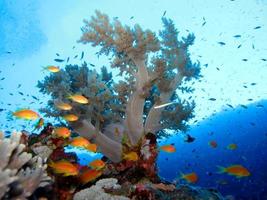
157, 100, 267, 199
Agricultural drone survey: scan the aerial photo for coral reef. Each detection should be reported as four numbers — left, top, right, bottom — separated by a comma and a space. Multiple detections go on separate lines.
37, 10, 201, 164
0, 131, 51, 200
73, 178, 130, 200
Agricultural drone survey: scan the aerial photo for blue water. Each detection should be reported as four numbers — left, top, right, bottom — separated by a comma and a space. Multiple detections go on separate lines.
157, 100, 267, 199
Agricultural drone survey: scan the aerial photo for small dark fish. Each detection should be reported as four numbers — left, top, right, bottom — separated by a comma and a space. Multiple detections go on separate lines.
184, 134, 195, 143
233, 34, 241, 38
237, 44, 242, 48
247, 98, 253, 101
256, 104, 264, 108
130, 16, 134, 19
32, 95, 39, 100
162, 10, 166, 17
0, 108, 4, 112
250, 82, 257, 86
226, 104, 233, 108
250, 122, 255, 126
67, 57, 70, 62
18, 92, 24, 95
252, 44, 255, 49
240, 105, 248, 109
74, 55, 78, 59
56, 53, 60, 56
0, 77, 5, 81
242, 59, 248, 61
206, 172, 213, 176
209, 98, 216, 101
216, 67, 220, 71
80, 51, 84, 60
9, 93, 13, 96
54, 58, 65, 62
17, 84, 21, 88
243, 85, 248, 88
204, 63, 208, 67
254, 26, 261, 29
202, 21, 206, 26
261, 58, 267, 61
6, 51, 12, 54
72, 46, 76, 49
89, 63, 95, 67
218, 42, 226, 46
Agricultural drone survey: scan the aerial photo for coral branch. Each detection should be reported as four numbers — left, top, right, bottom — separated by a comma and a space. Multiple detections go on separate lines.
72, 120, 122, 163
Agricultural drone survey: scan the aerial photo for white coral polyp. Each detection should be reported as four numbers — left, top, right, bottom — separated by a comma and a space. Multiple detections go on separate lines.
0, 131, 51, 199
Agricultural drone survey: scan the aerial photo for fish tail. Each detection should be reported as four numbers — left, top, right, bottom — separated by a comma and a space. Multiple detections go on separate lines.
217, 165, 226, 174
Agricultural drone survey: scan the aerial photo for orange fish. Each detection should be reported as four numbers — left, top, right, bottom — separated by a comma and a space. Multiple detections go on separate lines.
209, 140, 218, 148
71, 137, 90, 148
89, 159, 105, 170
80, 169, 102, 184
53, 127, 71, 138
227, 143, 237, 150
86, 143, 97, 152
68, 94, 89, 104
217, 165, 250, 178
123, 151, 139, 161
63, 114, 79, 121
55, 102, 72, 111
13, 109, 39, 120
181, 172, 198, 183
43, 65, 60, 73
49, 160, 78, 176
160, 144, 176, 153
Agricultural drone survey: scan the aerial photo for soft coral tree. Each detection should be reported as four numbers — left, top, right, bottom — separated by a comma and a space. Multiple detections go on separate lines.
38, 10, 200, 163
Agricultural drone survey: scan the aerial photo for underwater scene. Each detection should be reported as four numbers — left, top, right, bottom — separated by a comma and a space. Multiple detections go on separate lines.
0, 0, 266, 199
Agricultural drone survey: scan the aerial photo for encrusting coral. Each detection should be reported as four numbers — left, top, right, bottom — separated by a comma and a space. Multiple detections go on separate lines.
0, 131, 51, 200
37, 10, 201, 164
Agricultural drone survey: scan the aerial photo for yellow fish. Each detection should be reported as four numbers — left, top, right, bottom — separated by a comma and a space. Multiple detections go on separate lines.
123, 151, 139, 161
43, 65, 60, 73
160, 144, 176, 153
63, 114, 78, 122
180, 172, 198, 183
13, 109, 39, 120
53, 127, 71, 138
89, 159, 105, 170
55, 102, 72, 111
217, 165, 250, 178
227, 143, 237, 150
68, 94, 89, 104
80, 169, 102, 185
49, 160, 78, 176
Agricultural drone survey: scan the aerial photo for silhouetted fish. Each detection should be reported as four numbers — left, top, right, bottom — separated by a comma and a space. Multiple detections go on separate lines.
254, 26, 261, 29
54, 58, 65, 62
162, 10, 166, 17
226, 104, 233, 108
80, 51, 84, 60
209, 98, 216, 101
237, 44, 242, 48
233, 34, 241, 38
218, 42, 226, 46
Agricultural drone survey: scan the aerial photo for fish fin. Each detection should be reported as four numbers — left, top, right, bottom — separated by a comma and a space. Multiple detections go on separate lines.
216, 165, 226, 174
